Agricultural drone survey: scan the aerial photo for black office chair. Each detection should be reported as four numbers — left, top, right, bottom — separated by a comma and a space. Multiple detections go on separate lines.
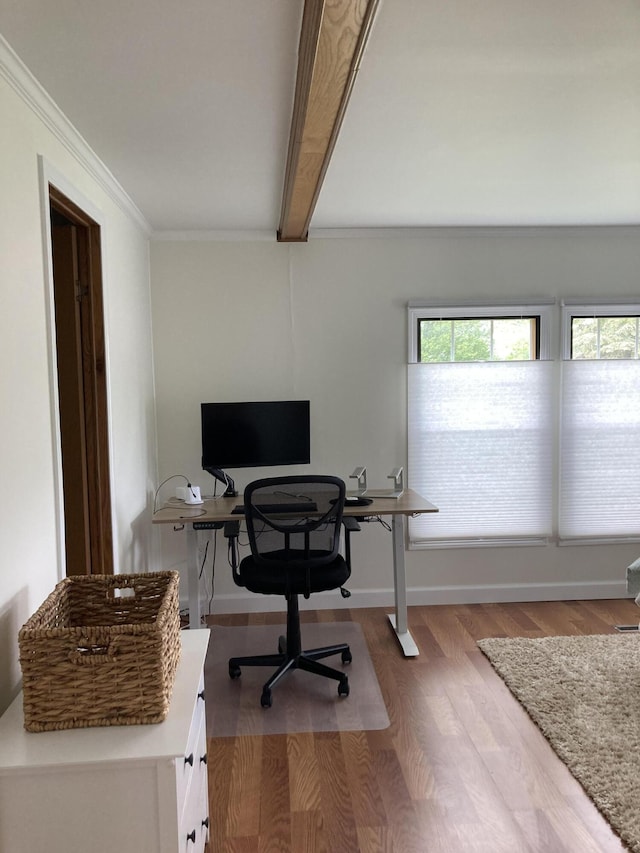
228, 475, 352, 708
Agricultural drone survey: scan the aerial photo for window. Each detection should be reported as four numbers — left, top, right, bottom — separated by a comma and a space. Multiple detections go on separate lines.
569, 315, 640, 360
407, 303, 554, 546
559, 302, 640, 540
418, 317, 538, 362
408, 300, 640, 547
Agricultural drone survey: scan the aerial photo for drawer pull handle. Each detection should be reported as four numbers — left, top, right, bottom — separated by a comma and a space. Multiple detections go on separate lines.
186, 829, 196, 844
200, 753, 207, 765
198, 689, 205, 701
202, 817, 210, 830
184, 753, 194, 767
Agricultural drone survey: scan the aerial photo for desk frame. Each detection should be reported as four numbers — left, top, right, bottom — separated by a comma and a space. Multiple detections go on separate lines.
153, 489, 438, 657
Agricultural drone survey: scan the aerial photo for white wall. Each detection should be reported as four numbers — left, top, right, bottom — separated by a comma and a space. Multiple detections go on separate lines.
0, 53, 156, 713
150, 230, 640, 613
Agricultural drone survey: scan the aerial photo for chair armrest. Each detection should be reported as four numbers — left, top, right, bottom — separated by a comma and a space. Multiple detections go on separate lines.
223, 521, 242, 585
342, 517, 361, 533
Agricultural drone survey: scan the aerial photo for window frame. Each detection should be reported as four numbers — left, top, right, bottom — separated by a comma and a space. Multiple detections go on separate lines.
558, 298, 640, 544
408, 300, 554, 364
407, 300, 556, 549
561, 300, 640, 360
407, 299, 640, 548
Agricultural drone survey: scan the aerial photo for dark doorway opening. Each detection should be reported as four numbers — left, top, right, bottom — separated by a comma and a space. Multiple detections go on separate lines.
49, 185, 113, 576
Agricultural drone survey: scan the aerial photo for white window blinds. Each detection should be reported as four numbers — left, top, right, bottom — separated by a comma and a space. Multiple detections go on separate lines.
408, 361, 554, 545
559, 359, 640, 539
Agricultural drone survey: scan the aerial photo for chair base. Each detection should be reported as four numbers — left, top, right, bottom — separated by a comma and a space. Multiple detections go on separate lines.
228, 594, 352, 707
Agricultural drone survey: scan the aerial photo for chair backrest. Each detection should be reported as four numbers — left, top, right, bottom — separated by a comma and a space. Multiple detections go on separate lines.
243, 475, 346, 571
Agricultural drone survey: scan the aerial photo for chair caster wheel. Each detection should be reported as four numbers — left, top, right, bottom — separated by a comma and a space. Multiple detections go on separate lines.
338, 678, 350, 698
261, 689, 272, 708
278, 635, 287, 654
229, 663, 241, 680
341, 649, 352, 665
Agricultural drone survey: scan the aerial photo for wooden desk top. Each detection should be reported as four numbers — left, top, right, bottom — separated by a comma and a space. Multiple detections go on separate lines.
152, 487, 438, 525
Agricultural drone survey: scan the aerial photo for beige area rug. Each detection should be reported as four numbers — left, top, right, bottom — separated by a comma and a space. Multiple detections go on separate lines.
205, 621, 389, 737
478, 633, 640, 853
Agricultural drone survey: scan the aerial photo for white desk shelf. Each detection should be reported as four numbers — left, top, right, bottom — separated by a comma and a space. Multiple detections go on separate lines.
0, 629, 211, 853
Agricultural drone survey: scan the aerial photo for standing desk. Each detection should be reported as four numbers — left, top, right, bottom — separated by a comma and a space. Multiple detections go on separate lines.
152, 489, 438, 656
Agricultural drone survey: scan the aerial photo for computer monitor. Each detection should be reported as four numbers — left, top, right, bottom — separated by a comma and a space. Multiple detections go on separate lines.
201, 400, 311, 496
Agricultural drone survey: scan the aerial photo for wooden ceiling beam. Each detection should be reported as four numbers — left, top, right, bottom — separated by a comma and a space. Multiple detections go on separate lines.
277, 0, 380, 242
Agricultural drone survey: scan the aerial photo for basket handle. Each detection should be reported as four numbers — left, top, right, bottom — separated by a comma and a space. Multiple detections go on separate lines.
69, 635, 122, 665
107, 584, 136, 603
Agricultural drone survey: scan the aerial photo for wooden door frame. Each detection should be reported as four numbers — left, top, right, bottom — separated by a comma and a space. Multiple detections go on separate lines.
39, 157, 114, 578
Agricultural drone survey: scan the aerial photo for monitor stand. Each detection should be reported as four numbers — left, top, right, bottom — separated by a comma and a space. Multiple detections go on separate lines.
204, 467, 237, 497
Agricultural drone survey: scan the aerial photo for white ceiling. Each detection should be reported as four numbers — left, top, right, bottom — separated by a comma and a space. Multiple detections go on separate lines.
2, 0, 640, 234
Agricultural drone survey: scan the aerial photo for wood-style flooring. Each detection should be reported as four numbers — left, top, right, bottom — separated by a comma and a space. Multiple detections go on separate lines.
205, 600, 638, 852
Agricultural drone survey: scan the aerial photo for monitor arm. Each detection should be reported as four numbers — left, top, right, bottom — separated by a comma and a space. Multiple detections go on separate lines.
205, 467, 237, 497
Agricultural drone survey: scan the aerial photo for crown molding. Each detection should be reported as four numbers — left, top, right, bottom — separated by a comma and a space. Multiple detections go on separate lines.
0, 34, 151, 235
152, 224, 640, 243
308, 224, 640, 239
152, 229, 276, 242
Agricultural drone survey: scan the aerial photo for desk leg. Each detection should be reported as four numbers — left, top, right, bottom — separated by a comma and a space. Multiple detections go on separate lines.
387, 513, 419, 656
186, 525, 203, 629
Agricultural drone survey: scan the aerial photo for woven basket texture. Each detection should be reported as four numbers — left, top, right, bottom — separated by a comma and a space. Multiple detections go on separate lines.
18, 571, 181, 732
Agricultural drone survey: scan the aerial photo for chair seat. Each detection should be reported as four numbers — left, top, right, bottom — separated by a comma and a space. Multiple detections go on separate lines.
239, 551, 350, 596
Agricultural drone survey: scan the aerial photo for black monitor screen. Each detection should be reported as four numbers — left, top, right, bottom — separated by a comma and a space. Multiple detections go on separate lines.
201, 400, 310, 470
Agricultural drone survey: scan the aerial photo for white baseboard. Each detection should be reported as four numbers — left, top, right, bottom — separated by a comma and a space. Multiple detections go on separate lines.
406, 580, 630, 606
188, 579, 632, 616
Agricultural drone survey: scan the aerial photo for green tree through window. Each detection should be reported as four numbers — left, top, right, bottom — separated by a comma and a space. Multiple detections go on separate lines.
419, 318, 536, 362
571, 316, 639, 359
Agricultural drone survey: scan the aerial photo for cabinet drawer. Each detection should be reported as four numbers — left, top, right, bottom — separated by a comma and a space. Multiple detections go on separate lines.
179, 734, 209, 853
176, 673, 206, 813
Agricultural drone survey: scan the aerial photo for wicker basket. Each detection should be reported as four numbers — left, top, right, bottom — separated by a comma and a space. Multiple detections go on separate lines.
18, 571, 181, 732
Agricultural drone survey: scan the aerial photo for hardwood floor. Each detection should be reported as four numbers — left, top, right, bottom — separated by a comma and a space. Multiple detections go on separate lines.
206, 600, 638, 852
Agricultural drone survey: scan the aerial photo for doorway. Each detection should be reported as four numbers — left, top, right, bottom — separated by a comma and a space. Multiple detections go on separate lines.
49, 184, 113, 576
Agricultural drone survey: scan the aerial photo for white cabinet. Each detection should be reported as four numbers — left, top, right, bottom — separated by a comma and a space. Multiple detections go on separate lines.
0, 629, 210, 853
